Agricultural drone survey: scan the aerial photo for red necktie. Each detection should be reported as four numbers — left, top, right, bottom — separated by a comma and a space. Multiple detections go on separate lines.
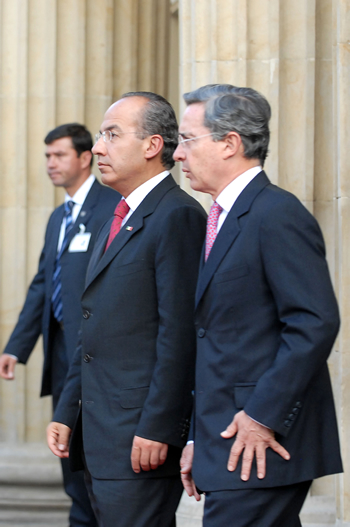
104, 199, 130, 252
205, 201, 223, 261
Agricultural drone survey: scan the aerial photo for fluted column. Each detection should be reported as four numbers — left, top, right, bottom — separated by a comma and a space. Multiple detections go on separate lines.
0, 0, 29, 443
334, 0, 350, 521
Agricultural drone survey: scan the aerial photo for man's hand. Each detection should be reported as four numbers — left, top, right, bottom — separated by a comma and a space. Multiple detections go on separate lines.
221, 410, 290, 481
131, 436, 168, 473
0, 354, 17, 379
47, 421, 72, 458
180, 443, 201, 501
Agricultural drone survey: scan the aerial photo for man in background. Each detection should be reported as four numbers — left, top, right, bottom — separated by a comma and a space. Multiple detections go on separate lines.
0, 123, 119, 527
47, 92, 207, 527
175, 84, 342, 526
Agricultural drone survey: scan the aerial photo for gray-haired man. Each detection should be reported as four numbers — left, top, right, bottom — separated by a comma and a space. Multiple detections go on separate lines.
174, 84, 342, 526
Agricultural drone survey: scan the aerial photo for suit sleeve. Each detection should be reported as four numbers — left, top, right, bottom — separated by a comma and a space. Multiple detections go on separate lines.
2, 246, 46, 363
53, 332, 82, 428
244, 197, 340, 436
135, 205, 207, 447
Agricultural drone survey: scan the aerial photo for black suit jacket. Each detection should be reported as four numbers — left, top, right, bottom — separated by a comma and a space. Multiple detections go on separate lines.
192, 171, 342, 491
3, 179, 119, 396
54, 175, 207, 479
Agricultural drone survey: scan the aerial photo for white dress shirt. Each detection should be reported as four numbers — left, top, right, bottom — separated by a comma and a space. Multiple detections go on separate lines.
57, 174, 96, 251
215, 166, 262, 232
121, 170, 170, 226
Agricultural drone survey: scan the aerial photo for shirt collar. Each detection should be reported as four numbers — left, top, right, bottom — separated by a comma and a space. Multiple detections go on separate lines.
216, 166, 262, 213
124, 171, 169, 213
65, 174, 95, 206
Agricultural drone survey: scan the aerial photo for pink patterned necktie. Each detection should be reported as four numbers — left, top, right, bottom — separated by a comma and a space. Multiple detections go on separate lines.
104, 199, 130, 252
205, 201, 223, 261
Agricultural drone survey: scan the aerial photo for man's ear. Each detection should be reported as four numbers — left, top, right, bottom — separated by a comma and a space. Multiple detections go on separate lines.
144, 135, 164, 160
222, 132, 242, 160
80, 150, 93, 169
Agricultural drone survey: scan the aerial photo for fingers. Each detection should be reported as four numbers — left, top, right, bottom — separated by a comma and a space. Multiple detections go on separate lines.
227, 436, 244, 473
180, 472, 201, 501
0, 355, 17, 380
270, 437, 290, 461
46, 422, 71, 458
180, 443, 194, 472
131, 442, 141, 473
222, 411, 290, 481
131, 436, 169, 473
180, 443, 201, 501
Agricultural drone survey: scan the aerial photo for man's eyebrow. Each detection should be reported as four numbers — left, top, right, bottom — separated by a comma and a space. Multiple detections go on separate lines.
100, 124, 122, 133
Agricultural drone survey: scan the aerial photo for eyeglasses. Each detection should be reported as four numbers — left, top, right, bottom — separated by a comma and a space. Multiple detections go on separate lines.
95, 131, 143, 143
177, 133, 213, 146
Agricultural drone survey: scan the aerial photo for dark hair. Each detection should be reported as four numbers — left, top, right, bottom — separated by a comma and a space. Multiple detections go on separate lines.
183, 84, 271, 165
44, 123, 93, 167
121, 91, 178, 170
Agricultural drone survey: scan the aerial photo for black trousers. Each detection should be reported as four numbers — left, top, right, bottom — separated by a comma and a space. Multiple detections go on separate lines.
51, 320, 97, 527
84, 465, 183, 527
203, 480, 312, 527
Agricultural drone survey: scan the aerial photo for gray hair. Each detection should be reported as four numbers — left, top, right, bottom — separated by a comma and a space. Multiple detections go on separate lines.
183, 84, 271, 165
121, 91, 178, 170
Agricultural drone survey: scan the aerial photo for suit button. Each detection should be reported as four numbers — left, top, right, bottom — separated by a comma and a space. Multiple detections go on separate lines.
83, 354, 92, 363
198, 328, 206, 338
292, 408, 299, 414
295, 401, 302, 408
284, 420, 291, 427
83, 310, 91, 319
288, 414, 295, 420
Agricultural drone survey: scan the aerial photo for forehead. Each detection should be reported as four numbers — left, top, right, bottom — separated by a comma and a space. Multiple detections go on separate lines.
179, 102, 207, 132
101, 96, 146, 131
45, 137, 74, 152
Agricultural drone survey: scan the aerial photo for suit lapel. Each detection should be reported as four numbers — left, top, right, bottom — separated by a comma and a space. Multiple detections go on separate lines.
85, 175, 177, 290
195, 171, 270, 308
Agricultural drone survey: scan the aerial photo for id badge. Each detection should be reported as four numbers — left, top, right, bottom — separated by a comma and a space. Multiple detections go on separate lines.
68, 224, 91, 252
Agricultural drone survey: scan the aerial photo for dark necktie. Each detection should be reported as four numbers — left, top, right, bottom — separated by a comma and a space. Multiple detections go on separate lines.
205, 201, 223, 261
52, 200, 75, 322
104, 199, 130, 252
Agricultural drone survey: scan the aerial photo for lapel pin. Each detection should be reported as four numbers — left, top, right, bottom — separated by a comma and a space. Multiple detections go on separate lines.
80, 211, 86, 217
126, 226, 133, 231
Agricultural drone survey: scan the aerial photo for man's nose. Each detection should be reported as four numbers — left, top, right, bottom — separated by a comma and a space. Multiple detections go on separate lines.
92, 138, 106, 156
173, 143, 185, 162
46, 157, 56, 168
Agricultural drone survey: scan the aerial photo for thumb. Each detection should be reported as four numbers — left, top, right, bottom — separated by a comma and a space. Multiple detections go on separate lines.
220, 418, 238, 439
58, 426, 71, 450
7, 360, 16, 379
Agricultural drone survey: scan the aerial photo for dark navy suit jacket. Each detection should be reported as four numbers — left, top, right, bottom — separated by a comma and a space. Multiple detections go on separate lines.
3, 179, 119, 397
54, 175, 207, 480
192, 171, 342, 491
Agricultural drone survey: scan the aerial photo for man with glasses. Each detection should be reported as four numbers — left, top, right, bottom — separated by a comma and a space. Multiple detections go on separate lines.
47, 92, 207, 527
174, 84, 342, 526
0, 123, 119, 527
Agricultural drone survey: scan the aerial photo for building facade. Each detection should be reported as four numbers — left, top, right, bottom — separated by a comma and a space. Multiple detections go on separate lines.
0, 0, 349, 524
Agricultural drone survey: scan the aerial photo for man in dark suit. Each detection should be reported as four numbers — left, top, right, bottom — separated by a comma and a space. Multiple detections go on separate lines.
46, 92, 207, 527
0, 123, 119, 527
174, 84, 342, 527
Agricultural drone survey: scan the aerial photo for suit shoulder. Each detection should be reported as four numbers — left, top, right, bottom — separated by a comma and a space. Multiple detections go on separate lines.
259, 183, 316, 223
256, 183, 323, 243
97, 184, 121, 203
162, 184, 207, 218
